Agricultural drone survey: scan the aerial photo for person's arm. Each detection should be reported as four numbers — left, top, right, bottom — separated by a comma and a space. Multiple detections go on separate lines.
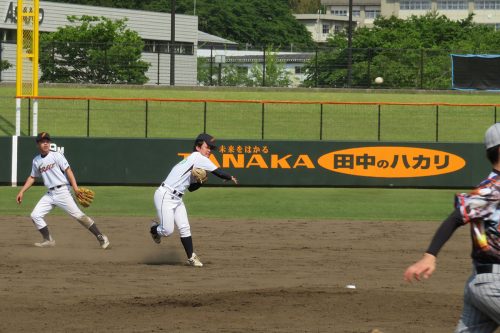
211, 168, 238, 184
403, 209, 463, 282
16, 176, 36, 204
188, 182, 202, 192
65, 167, 79, 193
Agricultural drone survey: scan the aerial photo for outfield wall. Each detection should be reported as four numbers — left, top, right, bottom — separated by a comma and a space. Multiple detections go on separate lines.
2, 137, 491, 188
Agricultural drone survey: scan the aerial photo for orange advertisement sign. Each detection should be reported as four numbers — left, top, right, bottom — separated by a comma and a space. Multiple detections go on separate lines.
317, 146, 466, 178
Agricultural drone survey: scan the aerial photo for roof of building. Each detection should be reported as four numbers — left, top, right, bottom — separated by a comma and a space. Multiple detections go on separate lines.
294, 13, 360, 22
198, 31, 237, 46
197, 49, 314, 63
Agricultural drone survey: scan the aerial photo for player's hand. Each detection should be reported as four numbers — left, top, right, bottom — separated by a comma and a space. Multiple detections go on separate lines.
231, 176, 238, 184
404, 253, 436, 282
16, 192, 23, 204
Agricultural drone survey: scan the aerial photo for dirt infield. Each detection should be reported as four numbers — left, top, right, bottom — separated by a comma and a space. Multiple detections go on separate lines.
0, 215, 489, 333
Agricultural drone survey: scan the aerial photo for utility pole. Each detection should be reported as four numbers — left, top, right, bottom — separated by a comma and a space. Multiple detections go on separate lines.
170, 0, 176, 86
347, 0, 353, 87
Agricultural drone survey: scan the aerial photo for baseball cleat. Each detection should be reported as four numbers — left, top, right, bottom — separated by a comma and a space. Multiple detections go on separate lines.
150, 222, 161, 244
34, 239, 56, 248
187, 253, 203, 267
98, 234, 111, 249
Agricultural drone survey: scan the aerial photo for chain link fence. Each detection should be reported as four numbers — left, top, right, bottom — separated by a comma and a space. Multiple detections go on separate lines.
3, 96, 498, 142
0, 41, 496, 89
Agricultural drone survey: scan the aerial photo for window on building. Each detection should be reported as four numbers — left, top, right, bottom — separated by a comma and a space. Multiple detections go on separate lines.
295, 66, 303, 75
475, 0, 500, 9
400, 0, 431, 9
332, 9, 348, 16
437, 0, 467, 9
143, 40, 194, 55
0, 29, 16, 42
365, 10, 381, 18
322, 24, 330, 34
352, 10, 361, 16
334, 25, 342, 33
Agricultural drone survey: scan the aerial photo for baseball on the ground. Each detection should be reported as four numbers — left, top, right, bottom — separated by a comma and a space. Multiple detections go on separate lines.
374, 77, 384, 84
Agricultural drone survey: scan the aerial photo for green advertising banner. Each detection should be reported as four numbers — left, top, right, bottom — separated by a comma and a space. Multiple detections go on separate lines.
10, 137, 491, 188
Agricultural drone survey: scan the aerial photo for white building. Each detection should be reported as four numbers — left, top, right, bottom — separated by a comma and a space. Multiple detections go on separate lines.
322, 0, 500, 29
299, 0, 500, 43
197, 49, 314, 87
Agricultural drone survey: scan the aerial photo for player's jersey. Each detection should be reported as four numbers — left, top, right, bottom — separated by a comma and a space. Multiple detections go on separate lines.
162, 151, 217, 194
455, 170, 500, 264
31, 151, 70, 189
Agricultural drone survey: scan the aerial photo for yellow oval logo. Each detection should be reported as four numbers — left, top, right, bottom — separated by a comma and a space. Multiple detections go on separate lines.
317, 146, 466, 178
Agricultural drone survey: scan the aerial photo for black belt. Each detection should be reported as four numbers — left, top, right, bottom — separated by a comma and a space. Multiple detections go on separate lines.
476, 264, 495, 274
49, 185, 64, 190
161, 183, 183, 197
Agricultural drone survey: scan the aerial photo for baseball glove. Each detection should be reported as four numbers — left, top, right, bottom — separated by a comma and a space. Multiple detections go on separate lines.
192, 168, 208, 184
76, 187, 95, 208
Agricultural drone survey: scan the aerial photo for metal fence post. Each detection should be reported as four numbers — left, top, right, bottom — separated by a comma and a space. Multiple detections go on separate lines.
315, 48, 318, 88
28, 98, 31, 135
435, 105, 439, 142
420, 49, 424, 89
367, 48, 372, 88
495, 106, 497, 123
203, 101, 207, 133
261, 103, 265, 139
87, 99, 90, 137
377, 104, 381, 141
210, 46, 214, 86
262, 46, 266, 87
320, 103, 323, 140
145, 100, 149, 138
157, 52, 160, 85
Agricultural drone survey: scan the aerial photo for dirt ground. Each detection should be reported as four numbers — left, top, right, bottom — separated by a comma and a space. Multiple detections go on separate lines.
0, 215, 497, 333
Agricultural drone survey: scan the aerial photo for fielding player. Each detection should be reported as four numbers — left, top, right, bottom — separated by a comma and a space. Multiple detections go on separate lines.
16, 132, 110, 249
150, 133, 238, 267
404, 124, 500, 332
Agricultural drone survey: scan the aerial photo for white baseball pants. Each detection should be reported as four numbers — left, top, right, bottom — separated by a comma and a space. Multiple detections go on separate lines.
153, 186, 191, 238
455, 266, 500, 333
31, 186, 86, 230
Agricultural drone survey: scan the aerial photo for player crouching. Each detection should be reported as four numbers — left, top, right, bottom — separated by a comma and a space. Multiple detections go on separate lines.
16, 132, 110, 249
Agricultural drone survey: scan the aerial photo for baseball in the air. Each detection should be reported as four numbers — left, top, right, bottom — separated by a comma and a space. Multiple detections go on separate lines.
374, 77, 384, 84
345, 284, 356, 289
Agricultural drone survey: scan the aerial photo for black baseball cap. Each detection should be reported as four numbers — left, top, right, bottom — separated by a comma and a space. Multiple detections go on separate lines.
195, 133, 217, 149
35, 132, 52, 143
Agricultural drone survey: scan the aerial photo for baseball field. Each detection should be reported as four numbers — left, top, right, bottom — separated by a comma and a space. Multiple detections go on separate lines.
1, 86, 498, 332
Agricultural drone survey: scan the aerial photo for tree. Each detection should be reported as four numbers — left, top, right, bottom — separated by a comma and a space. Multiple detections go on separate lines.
288, 0, 321, 14
48, 0, 315, 48
303, 13, 500, 88
39, 15, 150, 84
248, 47, 292, 87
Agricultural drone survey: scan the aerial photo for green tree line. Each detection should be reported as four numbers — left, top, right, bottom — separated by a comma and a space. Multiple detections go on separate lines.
304, 13, 500, 89
47, 0, 315, 47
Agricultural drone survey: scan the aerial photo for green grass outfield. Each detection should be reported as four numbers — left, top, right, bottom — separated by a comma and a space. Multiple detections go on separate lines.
1, 84, 499, 141
0, 185, 461, 221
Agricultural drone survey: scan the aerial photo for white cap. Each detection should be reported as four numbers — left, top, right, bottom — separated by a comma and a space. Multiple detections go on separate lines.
485, 123, 500, 149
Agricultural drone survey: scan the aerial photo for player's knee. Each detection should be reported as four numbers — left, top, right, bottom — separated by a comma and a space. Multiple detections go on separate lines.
157, 224, 174, 237
30, 211, 42, 222
178, 225, 191, 238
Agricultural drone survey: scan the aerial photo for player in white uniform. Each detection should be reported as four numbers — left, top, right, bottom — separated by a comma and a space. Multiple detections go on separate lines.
16, 132, 110, 249
150, 133, 238, 267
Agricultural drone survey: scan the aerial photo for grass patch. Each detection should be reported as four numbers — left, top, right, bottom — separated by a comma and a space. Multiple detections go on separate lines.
1, 185, 460, 221
0, 85, 498, 140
